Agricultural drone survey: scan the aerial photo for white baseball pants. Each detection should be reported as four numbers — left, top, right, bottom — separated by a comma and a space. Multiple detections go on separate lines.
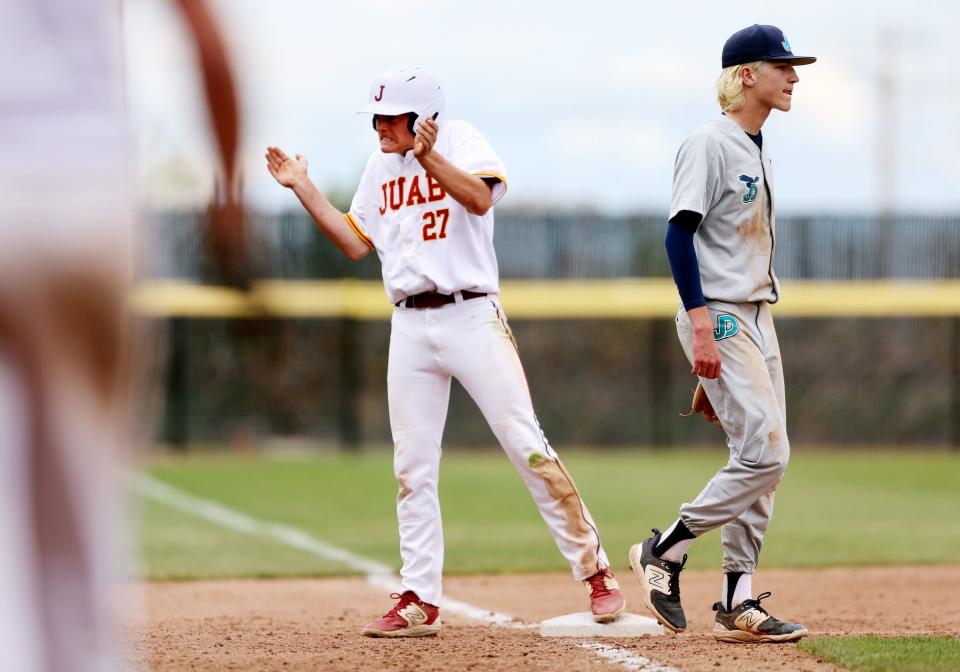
388, 295, 610, 605
675, 300, 790, 573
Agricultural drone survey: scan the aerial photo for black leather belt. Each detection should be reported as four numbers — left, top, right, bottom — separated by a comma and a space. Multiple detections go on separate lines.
397, 290, 487, 309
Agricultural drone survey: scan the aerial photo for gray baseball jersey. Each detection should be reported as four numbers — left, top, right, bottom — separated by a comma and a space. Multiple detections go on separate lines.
670, 114, 779, 304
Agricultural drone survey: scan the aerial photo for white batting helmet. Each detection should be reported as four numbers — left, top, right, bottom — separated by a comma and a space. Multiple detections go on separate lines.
357, 65, 445, 129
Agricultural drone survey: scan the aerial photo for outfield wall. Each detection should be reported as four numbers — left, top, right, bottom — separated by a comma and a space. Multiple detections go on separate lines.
152, 315, 960, 449
142, 210, 960, 449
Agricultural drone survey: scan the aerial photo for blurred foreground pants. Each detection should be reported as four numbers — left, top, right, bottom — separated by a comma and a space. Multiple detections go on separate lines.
0, 2, 133, 669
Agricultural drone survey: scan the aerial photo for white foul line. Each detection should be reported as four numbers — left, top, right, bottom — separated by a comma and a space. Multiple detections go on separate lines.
134, 473, 675, 671
578, 642, 679, 672
133, 474, 524, 627
133, 473, 393, 577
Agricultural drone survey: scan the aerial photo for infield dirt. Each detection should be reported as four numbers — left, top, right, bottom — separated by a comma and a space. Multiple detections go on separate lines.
123, 566, 960, 671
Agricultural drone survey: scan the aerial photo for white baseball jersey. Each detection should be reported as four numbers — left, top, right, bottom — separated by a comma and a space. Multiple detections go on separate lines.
670, 114, 779, 304
345, 120, 508, 304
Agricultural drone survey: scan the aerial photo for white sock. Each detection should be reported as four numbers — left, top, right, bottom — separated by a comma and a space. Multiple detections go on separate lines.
656, 519, 695, 563
721, 573, 753, 610
659, 538, 693, 563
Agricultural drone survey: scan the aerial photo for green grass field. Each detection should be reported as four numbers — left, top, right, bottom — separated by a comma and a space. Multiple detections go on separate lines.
799, 636, 960, 672
137, 449, 959, 670
138, 448, 960, 580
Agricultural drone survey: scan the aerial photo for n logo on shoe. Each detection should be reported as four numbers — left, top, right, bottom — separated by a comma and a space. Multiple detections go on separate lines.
735, 609, 769, 631
644, 565, 671, 595
398, 604, 428, 626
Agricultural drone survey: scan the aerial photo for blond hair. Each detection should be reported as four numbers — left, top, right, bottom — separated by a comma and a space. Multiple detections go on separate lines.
716, 61, 764, 112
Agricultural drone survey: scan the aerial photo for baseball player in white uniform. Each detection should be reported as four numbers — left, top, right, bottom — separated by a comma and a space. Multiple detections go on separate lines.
265, 65, 625, 637
629, 26, 816, 643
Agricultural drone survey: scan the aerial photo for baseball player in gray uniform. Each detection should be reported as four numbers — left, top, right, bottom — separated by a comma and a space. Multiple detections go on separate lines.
628, 25, 816, 643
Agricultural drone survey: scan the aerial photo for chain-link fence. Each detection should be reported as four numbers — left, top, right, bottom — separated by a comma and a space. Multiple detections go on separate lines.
148, 209, 960, 282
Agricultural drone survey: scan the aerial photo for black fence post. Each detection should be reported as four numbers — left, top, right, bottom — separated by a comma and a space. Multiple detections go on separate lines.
162, 317, 190, 450
338, 318, 361, 451
952, 317, 959, 451
649, 318, 673, 448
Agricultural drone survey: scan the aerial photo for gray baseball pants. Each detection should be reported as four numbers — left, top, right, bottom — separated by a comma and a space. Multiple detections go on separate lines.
674, 300, 789, 573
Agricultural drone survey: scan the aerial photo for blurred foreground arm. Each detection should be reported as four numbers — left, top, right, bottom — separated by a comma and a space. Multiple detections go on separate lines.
174, 0, 247, 284
174, 0, 239, 188
265, 146, 372, 261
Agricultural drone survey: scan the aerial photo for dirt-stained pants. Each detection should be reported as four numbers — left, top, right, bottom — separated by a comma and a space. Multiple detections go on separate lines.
388, 295, 609, 604
675, 300, 789, 574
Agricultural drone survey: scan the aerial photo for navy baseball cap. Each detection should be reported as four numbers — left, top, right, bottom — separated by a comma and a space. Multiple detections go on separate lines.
722, 24, 816, 68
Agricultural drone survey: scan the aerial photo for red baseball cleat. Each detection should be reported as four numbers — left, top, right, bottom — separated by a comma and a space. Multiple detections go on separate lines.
362, 591, 441, 638
585, 568, 626, 623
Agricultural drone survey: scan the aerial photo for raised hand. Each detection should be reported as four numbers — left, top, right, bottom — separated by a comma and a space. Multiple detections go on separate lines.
265, 146, 308, 188
413, 118, 438, 159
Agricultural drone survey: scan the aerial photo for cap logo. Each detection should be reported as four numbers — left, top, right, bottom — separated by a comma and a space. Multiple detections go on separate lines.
374, 85, 384, 102
781, 33, 792, 52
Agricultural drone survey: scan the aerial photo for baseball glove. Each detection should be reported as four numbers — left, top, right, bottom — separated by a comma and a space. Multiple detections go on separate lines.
681, 382, 722, 429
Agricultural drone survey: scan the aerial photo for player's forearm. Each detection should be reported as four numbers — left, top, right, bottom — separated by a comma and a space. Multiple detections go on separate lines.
291, 177, 371, 260
687, 306, 714, 335
416, 151, 492, 215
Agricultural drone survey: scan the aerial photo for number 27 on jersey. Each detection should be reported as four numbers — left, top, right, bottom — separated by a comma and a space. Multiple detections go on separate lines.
422, 208, 449, 241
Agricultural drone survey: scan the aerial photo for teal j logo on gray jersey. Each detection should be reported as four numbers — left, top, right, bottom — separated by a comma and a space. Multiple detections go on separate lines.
713, 314, 740, 341
738, 174, 760, 204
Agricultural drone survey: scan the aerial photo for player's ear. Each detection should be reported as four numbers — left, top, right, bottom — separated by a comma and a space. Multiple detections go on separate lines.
741, 65, 757, 88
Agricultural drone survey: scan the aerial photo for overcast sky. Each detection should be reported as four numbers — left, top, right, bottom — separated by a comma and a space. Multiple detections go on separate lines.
123, 0, 959, 214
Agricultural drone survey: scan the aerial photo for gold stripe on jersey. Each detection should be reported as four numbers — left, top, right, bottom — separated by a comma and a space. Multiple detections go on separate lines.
473, 172, 508, 188
344, 213, 374, 250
